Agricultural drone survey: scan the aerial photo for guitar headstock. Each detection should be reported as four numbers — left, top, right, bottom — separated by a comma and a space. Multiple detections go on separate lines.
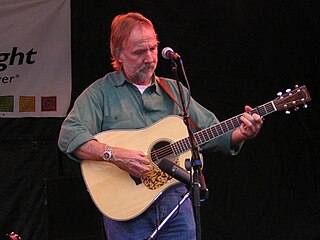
273, 85, 311, 113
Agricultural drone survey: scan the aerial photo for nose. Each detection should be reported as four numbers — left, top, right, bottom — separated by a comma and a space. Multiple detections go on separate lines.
144, 50, 154, 63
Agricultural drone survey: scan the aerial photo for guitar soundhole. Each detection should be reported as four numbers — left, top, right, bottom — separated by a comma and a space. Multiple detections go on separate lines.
150, 139, 175, 166
142, 139, 178, 190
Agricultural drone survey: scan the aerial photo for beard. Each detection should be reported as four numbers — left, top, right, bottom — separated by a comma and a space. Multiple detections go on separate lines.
132, 64, 156, 83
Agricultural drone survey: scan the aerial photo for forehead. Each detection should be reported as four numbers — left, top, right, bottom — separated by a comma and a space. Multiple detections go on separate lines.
125, 25, 158, 48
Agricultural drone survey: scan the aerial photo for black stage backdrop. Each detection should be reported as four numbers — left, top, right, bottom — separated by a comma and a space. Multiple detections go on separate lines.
1, 1, 320, 239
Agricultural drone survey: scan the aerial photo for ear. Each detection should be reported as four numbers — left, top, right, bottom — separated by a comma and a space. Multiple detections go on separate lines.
118, 51, 126, 63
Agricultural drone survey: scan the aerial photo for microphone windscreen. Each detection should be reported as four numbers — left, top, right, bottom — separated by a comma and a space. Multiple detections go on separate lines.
158, 158, 190, 185
161, 47, 173, 59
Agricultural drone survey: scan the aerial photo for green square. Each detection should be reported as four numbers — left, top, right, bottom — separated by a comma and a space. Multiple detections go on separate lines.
0, 95, 14, 112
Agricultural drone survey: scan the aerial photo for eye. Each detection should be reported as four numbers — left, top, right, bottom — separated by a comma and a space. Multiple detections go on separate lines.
133, 49, 144, 56
135, 50, 145, 55
150, 46, 157, 52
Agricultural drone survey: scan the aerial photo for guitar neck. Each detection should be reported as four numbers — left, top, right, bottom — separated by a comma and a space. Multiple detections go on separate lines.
155, 85, 311, 160
171, 101, 276, 155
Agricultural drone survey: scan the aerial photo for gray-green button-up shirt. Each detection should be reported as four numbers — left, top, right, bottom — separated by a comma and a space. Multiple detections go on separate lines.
58, 70, 241, 160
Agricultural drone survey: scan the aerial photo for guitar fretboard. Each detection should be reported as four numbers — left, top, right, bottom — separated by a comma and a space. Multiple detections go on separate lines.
170, 101, 276, 156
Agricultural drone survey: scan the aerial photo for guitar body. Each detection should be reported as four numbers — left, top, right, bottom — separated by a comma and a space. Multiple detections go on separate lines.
81, 116, 192, 221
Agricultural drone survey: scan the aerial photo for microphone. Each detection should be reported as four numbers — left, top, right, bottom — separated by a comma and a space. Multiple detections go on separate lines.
158, 158, 190, 185
161, 47, 181, 60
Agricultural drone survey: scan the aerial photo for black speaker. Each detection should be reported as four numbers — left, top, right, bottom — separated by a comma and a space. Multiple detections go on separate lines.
45, 176, 106, 240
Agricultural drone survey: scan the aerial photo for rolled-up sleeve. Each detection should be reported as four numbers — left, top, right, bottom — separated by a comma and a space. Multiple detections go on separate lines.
58, 81, 104, 161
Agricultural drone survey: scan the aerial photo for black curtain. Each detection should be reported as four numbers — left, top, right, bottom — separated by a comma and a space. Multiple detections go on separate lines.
1, 1, 319, 239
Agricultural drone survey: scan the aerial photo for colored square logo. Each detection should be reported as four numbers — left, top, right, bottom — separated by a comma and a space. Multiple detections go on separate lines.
19, 96, 36, 112
41, 96, 57, 112
0, 95, 14, 112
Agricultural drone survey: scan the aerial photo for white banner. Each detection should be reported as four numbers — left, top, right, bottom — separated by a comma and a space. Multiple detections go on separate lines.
0, 0, 71, 117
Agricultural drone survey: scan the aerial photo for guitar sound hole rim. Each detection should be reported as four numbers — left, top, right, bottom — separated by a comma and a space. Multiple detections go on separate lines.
149, 138, 178, 168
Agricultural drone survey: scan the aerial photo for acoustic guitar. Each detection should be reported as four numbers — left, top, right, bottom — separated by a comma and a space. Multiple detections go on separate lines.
81, 85, 311, 221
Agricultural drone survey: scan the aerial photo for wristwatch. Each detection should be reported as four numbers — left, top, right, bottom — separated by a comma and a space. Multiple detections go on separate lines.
102, 146, 113, 162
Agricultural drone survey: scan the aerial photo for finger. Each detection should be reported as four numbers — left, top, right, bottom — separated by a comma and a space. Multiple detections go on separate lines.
140, 165, 152, 175
239, 124, 253, 138
240, 117, 257, 137
130, 168, 143, 178
244, 105, 252, 112
244, 105, 253, 112
240, 114, 254, 128
252, 113, 263, 124
133, 166, 151, 177
137, 157, 151, 166
131, 160, 152, 172
137, 156, 151, 166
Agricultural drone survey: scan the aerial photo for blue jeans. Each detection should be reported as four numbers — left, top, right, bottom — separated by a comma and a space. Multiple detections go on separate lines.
103, 185, 196, 240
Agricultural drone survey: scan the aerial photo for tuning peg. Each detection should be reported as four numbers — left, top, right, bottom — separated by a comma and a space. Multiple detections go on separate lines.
300, 98, 308, 109
277, 92, 283, 97
292, 99, 299, 111
283, 104, 290, 114
286, 89, 292, 93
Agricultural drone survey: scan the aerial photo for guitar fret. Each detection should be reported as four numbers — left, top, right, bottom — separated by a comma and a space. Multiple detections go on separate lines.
176, 140, 184, 154
251, 109, 258, 115
221, 121, 228, 133
168, 100, 281, 161
207, 129, 214, 141
232, 116, 241, 127
212, 127, 218, 137
182, 139, 191, 153
196, 130, 204, 146
202, 133, 207, 143
216, 125, 223, 135
266, 102, 276, 113
257, 105, 267, 116
226, 119, 234, 130
209, 129, 215, 138
178, 140, 185, 154
171, 142, 179, 155
254, 102, 276, 117
174, 138, 191, 155
195, 134, 203, 145
203, 130, 209, 142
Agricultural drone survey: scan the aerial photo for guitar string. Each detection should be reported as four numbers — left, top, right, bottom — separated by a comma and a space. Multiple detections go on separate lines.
149, 116, 242, 162
149, 102, 275, 164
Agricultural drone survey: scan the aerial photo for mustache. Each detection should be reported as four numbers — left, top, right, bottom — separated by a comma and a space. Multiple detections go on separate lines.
141, 63, 156, 71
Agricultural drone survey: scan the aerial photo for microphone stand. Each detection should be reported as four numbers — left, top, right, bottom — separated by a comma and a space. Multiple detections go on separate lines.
169, 59, 205, 240
147, 55, 208, 240
147, 191, 191, 240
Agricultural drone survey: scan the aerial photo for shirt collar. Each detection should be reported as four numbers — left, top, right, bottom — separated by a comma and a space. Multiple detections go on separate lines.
113, 69, 127, 87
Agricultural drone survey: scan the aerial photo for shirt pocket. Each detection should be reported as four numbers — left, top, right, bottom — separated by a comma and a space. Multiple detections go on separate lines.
102, 112, 136, 130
